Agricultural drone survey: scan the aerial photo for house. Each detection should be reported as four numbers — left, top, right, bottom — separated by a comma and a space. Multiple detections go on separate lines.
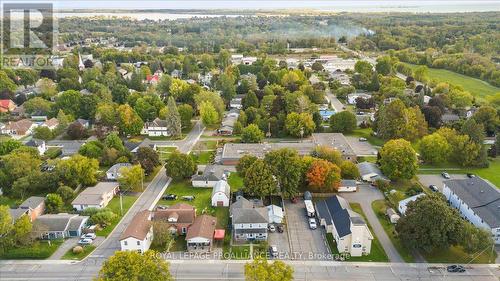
42, 118, 59, 130
1, 119, 37, 138
106, 163, 132, 180
319, 110, 335, 121
18, 196, 46, 222
221, 142, 314, 165
145, 74, 160, 85
153, 203, 196, 235
71, 182, 120, 211
211, 180, 230, 207
25, 139, 47, 155
74, 118, 90, 129
186, 214, 216, 252
231, 54, 244, 64
141, 118, 169, 137
229, 97, 242, 109
124, 138, 157, 153
46, 140, 86, 156
398, 193, 425, 215
8, 208, 29, 223
315, 195, 373, 257
357, 162, 389, 183
0, 99, 17, 113
386, 208, 400, 224
192, 165, 231, 188
312, 133, 357, 162
218, 109, 239, 136
441, 113, 460, 124
34, 213, 89, 239
347, 92, 372, 105
120, 210, 153, 253
338, 180, 357, 192
241, 57, 258, 65
267, 205, 284, 224
230, 196, 269, 241
442, 178, 500, 244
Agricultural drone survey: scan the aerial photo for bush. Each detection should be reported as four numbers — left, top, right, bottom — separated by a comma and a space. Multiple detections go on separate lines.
73, 246, 83, 254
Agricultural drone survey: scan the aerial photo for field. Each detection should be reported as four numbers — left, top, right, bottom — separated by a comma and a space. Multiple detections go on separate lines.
405, 64, 499, 98
0, 240, 64, 259
346, 128, 385, 147
96, 195, 138, 237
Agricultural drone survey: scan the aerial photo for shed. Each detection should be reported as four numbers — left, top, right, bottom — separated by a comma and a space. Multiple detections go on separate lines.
211, 180, 230, 207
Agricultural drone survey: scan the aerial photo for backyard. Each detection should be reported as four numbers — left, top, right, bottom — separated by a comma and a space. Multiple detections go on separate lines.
95, 195, 138, 237
227, 172, 244, 191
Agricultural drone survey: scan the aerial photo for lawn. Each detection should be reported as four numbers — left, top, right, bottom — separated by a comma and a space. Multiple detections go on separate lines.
61, 245, 96, 260
371, 200, 415, 263
95, 195, 138, 237
190, 150, 214, 165
193, 140, 218, 150
228, 172, 244, 191
422, 245, 497, 264
158, 146, 178, 162
405, 63, 499, 98
0, 240, 63, 259
156, 180, 216, 215
346, 128, 385, 147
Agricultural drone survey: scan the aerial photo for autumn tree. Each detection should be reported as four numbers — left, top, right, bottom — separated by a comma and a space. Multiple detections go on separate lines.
340, 160, 360, 179
419, 133, 451, 164
117, 104, 144, 136
244, 257, 293, 281
379, 139, 418, 180
306, 159, 341, 192
118, 165, 145, 192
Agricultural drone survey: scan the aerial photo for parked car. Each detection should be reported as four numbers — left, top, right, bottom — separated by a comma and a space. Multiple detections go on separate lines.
163, 194, 177, 200
467, 173, 476, 178
277, 225, 284, 233
303, 191, 312, 201
80, 233, 96, 240
308, 218, 317, 230
290, 197, 299, 203
441, 172, 450, 179
447, 265, 466, 273
269, 245, 278, 258
268, 225, 276, 233
429, 185, 438, 192
181, 195, 195, 201
358, 137, 367, 142
157, 205, 168, 210
78, 238, 93, 245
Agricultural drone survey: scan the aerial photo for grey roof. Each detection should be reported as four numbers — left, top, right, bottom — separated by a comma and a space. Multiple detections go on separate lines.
316, 195, 367, 238
25, 139, 44, 147
9, 208, 29, 221
357, 162, 389, 180
192, 165, 226, 182
125, 138, 155, 152
315, 200, 332, 226
340, 180, 357, 187
441, 113, 460, 123
212, 180, 230, 198
312, 133, 356, 157
230, 197, 268, 224
35, 213, 88, 232
445, 178, 500, 228
106, 163, 132, 175
235, 228, 267, 234
67, 216, 89, 231
71, 182, 119, 205
19, 196, 45, 209
222, 142, 314, 160
46, 140, 86, 156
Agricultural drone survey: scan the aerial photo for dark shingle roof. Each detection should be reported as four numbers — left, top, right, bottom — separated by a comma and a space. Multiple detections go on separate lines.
445, 178, 500, 228
315, 200, 332, 226
19, 196, 45, 209
230, 197, 268, 224
316, 195, 367, 238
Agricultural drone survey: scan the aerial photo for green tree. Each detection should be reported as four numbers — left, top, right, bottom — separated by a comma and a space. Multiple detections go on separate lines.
136, 147, 160, 175
165, 96, 182, 137
152, 221, 174, 251
23, 97, 52, 115
413, 65, 429, 82
379, 139, 418, 180
243, 159, 277, 197
11, 215, 33, 246
0, 71, 17, 93
340, 160, 360, 179
111, 84, 130, 104
177, 104, 194, 129
79, 141, 105, 159
118, 165, 145, 192
53, 90, 82, 118
243, 91, 259, 109
0, 139, 22, 156
55, 155, 99, 188
375, 56, 393, 76
241, 124, 265, 143
199, 101, 219, 126
236, 155, 258, 176
45, 193, 64, 213
91, 210, 117, 227
473, 105, 498, 134
330, 111, 357, 133
244, 257, 294, 281
164, 151, 196, 179
33, 126, 54, 141
375, 99, 427, 141
419, 133, 450, 164
311, 145, 342, 165
0, 205, 13, 239
217, 73, 236, 102
461, 222, 494, 254
95, 103, 117, 129
104, 132, 125, 151
264, 149, 303, 198
56, 186, 75, 203
117, 104, 144, 136
285, 112, 315, 138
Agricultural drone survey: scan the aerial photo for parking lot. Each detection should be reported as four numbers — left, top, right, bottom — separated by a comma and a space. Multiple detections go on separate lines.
284, 200, 330, 260
418, 174, 468, 192
268, 226, 290, 259
345, 136, 378, 155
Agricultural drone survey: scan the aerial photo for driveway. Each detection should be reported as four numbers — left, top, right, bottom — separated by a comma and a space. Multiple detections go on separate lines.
285, 200, 330, 260
340, 184, 404, 263
345, 136, 378, 155
268, 227, 290, 259
417, 174, 468, 193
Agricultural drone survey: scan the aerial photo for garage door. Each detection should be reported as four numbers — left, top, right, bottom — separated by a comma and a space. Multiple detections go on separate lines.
217, 201, 223, 206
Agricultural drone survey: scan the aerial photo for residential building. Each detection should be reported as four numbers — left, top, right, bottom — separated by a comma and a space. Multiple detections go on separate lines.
338, 180, 357, 193
120, 210, 153, 253
18, 196, 46, 222
192, 165, 232, 188
124, 138, 157, 153
319, 110, 335, 121
152, 203, 196, 235
267, 205, 284, 224
8, 208, 29, 223
347, 92, 372, 105
218, 109, 239, 136
71, 182, 120, 211
229, 97, 243, 110
230, 197, 269, 241
357, 162, 389, 183
386, 208, 400, 224
0, 99, 17, 113
442, 178, 500, 244
106, 163, 132, 181
221, 142, 314, 165
186, 215, 217, 252
75, 118, 90, 129
34, 213, 89, 239
312, 133, 357, 162
398, 193, 425, 215
315, 195, 373, 257
25, 139, 47, 155
1, 119, 37, 138
42, 118, 59, 130
141, 118, 170, 137
211, 180, 231, 207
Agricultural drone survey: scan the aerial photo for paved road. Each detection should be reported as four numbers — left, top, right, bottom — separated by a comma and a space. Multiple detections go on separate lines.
325, 88, 346, 113
153, 119, 205, 153
340, 185, 404, 263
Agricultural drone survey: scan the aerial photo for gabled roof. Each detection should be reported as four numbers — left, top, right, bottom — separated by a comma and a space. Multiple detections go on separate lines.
71, 182, 119, 205
357, 162, 389, 180
9, 208, 29, 222
445, 178, 500, 228
230, 197, 268, 224
35, 213, 88, 232
192, 165, 227, 182
186, 214, 216, 240
212, 180, 230, 198
25, 139, 44, 147
153, 203, 196, 224
106, 163, 132, 175
120, 210, 151, 240
4, 119, 33, 133
316, 195, 368, 238
125, 138, 155, 152
340, 180, 357, 187
19, 196, 45, 209
43, 118, 59, 128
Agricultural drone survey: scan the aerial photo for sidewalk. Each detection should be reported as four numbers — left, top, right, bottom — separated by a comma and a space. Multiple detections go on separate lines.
48, 238, 78, 260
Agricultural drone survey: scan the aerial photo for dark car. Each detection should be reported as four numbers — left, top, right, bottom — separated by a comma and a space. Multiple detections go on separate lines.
429, 185, 438, 192
467, 173, 476, 178
162, 194, 177, 200
447, 265, 466, 273
277, 225, 284, 233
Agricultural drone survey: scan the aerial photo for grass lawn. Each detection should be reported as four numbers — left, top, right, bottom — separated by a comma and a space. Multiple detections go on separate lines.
169, 236, 187, 252
346, 128, 385, 147
191, 150, 214, 165
156, 180, 215, 215
405, 63, 499, 98
158, 146, 178, 162
0, 240, 63, 259
95, 195, 138, 237
423, 245, 497, 264
61, 245, 96, 260
144, 166, 162, 182
193, 140, 218, 150
228, 172, 244, 191
371, 200, 415, 263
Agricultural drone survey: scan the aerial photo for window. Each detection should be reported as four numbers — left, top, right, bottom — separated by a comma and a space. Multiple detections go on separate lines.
182, 227, 187, 234
124, 241, 128, 246
137, 241, 141, 245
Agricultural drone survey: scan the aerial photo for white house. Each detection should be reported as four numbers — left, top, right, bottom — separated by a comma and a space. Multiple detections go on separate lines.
230, 197, 269, 241
186, 215, 216, 252
229, 97, 243, 110
398, 193, 425, 215
315, 195, 373, 257
192, 165, 232, 188
338, 180, 357, 192
141, 118, 169, 137
120, 210, 153, 253
211, 180, 230, 207
25, 139, 47, 155
34, 213, 89, 240
71, 182, 119, 211
442, 178, 500, 244
267, 205, 284, 224
106, 163, 132, 181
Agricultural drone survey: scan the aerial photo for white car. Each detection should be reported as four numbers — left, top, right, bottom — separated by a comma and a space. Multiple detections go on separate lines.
78, 238, 93, 245
80, 233, 96, 240
309, 218, 317, 230
268, 225, 276, 232
269, 245, 278, 258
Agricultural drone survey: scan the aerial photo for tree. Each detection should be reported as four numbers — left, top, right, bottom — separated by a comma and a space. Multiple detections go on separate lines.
340, 160, 360, 179
243, 159, 277, 197
243, 91, 259, 109
136, 147, 160, 175
199, 101, 219, 126
91, 210, 118, 227
241, 124, 265, 143
0, 205, 13, 238
0, 70, 18, 93
375, 99, 427, 141
79, 141, 105, 159
413, 65, 429, 82
264, 149, 304, 198
396, 194, 463, 253
152, 221, 174, 251
461, 118, 485, 145
117, 104, 144, 136
97, 250, 173, 281
0, 139, 22, 156
419, 133, 450, 164
236, 155, 258, 176
177, 104, 194, 129
53, 90, 82, 118
473, 105, 498, 135
33, 126, 54, 141
217, 73, 236, 102
56, 186, 75, 203
67, 122, 87, 140
164, 151, 196, 179
95, 103, 117, 129
11, 214, 33, 246
329, 111, 357, 133
45, 193, 64, 213
311, 145, 342, 165
165, 97, 182, 138
23, 97, 52, 115
311, 61, 324, 71
461, 222, 494, 254
379, 139, 418, 180
285, 112, 315, 138
306, 159, 341, 192
104, 132, 125, 152
244, 257, 293, 281
111, 84, 129, 104
118, 165, 145, 192
375, 56, 393, 76
55, 154, 99, 188
422, 106, 443, 128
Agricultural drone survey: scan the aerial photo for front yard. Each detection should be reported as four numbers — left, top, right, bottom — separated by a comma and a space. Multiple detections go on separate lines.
423, 245, 497, 264
95, 195, 138, 237
0, 240, 63, 259
61, 245, 96, 260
